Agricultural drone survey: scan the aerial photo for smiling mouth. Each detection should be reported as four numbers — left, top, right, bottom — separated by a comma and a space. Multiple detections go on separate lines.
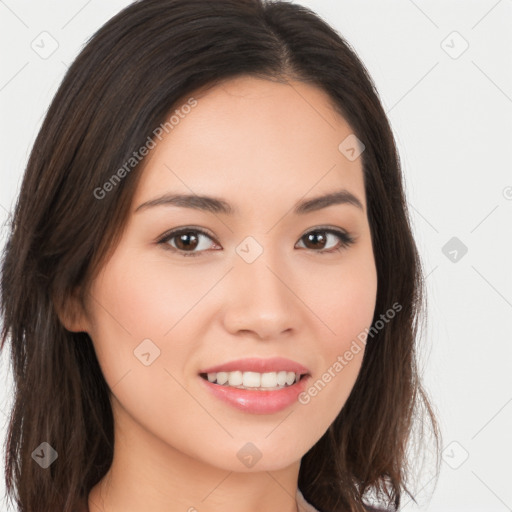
199, 371, 308, 391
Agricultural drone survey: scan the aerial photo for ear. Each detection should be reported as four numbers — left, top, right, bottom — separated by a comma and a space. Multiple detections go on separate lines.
53, 286, 90, 333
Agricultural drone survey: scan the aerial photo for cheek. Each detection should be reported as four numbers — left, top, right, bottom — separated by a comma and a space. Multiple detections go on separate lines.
90, 249, 201, 338
86, 253, 204, 423
86, 247, 214, 385
304, 251, 377, 413
321, 278, 375, 385
318, 250, 378, 348
85, 252, 169, 385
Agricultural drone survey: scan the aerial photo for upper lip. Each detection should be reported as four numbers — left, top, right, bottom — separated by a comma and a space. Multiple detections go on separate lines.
199, 357, 310, 375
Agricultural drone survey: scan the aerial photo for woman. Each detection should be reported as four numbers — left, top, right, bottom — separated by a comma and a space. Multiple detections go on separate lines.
0, 0, 440, 511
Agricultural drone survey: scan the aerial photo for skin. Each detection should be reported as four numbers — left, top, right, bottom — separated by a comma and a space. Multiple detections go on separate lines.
65, 75, 378, 512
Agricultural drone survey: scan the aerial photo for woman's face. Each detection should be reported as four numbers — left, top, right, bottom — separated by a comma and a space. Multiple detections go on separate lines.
78, 75, 377, 473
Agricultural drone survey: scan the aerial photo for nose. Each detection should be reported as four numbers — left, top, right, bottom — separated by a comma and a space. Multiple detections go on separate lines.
221, 250, 300, 340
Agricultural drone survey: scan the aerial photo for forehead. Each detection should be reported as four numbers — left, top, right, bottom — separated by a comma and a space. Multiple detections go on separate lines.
133, 75, 366, 211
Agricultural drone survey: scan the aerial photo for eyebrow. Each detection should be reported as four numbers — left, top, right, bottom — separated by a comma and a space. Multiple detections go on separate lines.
134, 189, 364, 215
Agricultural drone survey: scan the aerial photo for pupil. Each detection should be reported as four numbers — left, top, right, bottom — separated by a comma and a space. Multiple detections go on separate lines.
306, 232, 325, 249
177, 232, 198, 250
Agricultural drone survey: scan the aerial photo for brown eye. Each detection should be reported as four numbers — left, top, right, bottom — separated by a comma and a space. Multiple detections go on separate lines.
158, 228, 218, 257
302, 231, 329, 250
174, 231, 200, 251
297, 229, 355, 254
157, 226, 355, 258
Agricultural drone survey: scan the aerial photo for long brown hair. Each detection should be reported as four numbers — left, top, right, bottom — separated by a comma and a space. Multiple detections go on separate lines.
0, 0, 441, 511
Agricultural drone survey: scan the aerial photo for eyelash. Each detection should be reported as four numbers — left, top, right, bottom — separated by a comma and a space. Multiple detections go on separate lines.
156, 226, 356, 258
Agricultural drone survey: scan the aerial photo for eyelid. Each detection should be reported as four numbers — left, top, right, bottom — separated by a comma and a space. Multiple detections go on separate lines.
156, 225, 355, 257
155, 226, 219, 250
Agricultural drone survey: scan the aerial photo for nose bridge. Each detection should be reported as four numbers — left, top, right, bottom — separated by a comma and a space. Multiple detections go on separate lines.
223, 236, 298, 338
238, 236, 291, 306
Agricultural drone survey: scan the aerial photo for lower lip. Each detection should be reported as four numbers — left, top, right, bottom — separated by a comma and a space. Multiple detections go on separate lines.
199, 374, 311, 414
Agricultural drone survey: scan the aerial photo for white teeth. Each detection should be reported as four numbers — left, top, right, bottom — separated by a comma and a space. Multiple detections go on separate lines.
228, 371, 243, 387
204, 370, 302, 389
276, 371, 287, 386
243, 371, 261, 388
208, 371, 228, 385
286, 372, 296, 385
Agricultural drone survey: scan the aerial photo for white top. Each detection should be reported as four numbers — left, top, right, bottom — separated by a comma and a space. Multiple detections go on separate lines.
296, 488, 321, 512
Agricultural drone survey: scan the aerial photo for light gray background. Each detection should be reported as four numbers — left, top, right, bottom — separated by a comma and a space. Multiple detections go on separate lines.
1, 1, 511, 511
